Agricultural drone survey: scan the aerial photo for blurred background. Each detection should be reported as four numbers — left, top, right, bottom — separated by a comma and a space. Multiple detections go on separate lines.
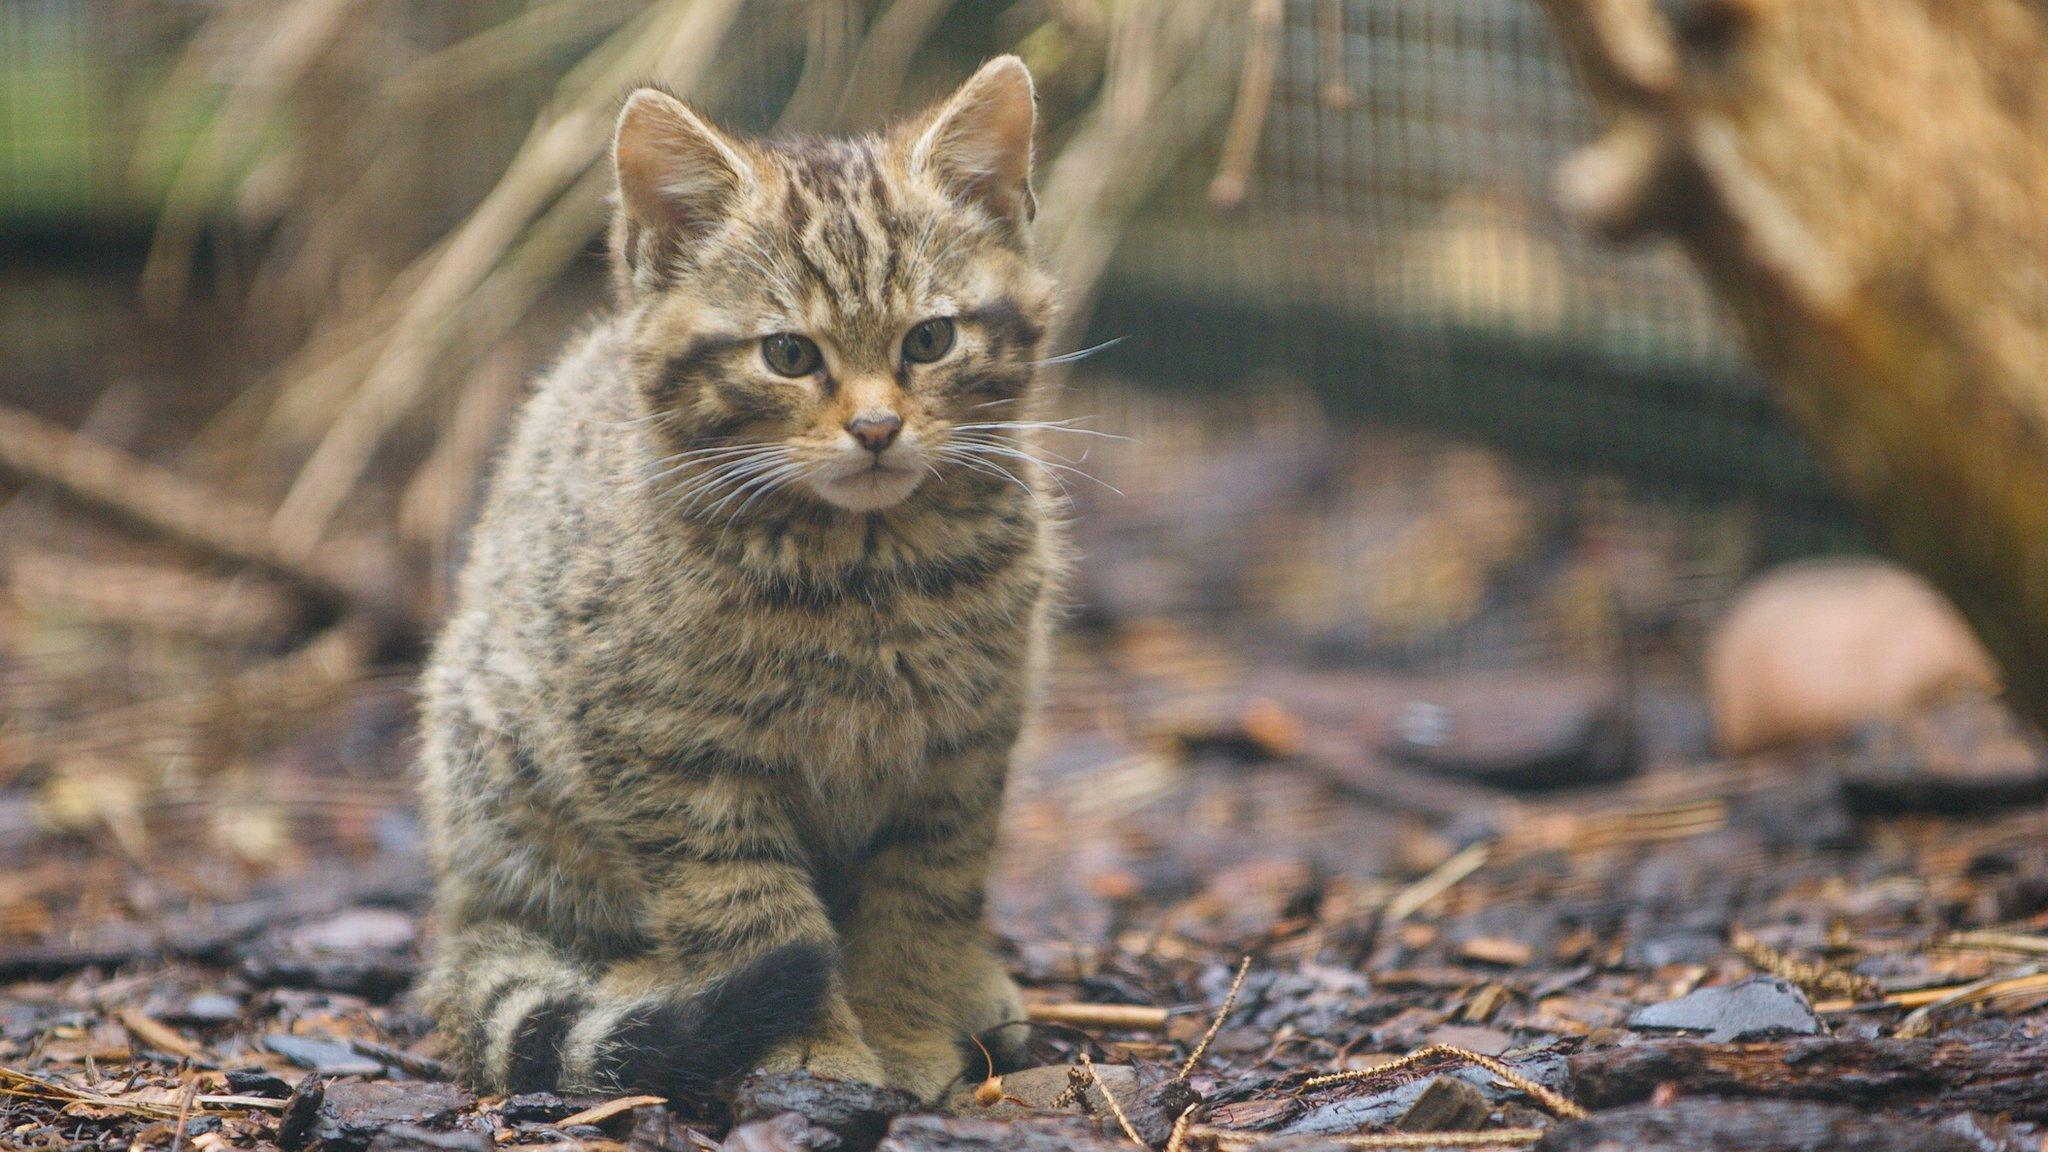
0, 0, 1838, 788
6, 3, 2048, 1143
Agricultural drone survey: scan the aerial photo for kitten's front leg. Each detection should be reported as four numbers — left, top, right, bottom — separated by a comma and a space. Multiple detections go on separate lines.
644, 777, 885, 1087
839, 754, 1023, 1102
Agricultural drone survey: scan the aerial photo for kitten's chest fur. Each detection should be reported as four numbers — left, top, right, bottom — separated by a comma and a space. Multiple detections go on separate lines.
558, 512, 1041, 777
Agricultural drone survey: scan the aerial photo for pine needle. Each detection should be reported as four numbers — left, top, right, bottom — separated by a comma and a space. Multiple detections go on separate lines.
1302, 1045, 1587, 1121
1179, 955, 1252, 1079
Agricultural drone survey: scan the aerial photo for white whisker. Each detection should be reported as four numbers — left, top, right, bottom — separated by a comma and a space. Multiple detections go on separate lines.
946, 438, 1122, 496
1025, 336, 1126, 367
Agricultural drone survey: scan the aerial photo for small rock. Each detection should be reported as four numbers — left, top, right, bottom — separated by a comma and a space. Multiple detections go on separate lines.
280, 1080, 472, 1152
497, 1093, 579, 1125
1395, 1076, 1492, 1133
225, 1068, 296, 1099
1422, 1025, 1514, 1056
365, 1126, 492, 1152
292, 910, 418, 953
240, 910, 419, 998
722, 1112, 837, 1151
1706, 561, 1998, 756
1383, 673, 1635, 790
1627, 976, 1824, 1043
1835, 690, 2048, 815
631, 1106, 721, 1152
732, 1071, 916, 1150
879, 1115, 1131, 1152
265, 1033, 386, 1076
0, 1001, 87, 1041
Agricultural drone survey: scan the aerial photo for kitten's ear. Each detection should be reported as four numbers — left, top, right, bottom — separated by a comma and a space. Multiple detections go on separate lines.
611, 88, 752, 292
907, 56, 1038, 229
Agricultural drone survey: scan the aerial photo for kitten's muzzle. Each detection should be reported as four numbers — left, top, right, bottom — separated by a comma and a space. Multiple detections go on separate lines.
847, 412, 903, 454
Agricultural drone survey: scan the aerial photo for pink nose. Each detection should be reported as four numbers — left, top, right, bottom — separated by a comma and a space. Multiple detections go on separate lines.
847, 413, 902, 453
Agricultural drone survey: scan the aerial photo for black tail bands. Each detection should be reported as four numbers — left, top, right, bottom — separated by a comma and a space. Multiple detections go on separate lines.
495, 942, 832, 1101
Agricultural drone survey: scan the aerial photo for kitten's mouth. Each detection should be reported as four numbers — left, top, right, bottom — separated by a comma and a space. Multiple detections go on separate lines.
810, 454, 925, 511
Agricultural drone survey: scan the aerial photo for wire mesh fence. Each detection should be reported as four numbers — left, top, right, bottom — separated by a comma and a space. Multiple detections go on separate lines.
0, 0, 1864, 682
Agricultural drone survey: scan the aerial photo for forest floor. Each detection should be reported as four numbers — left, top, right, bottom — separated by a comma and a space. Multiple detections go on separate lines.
3, 384, 2047, 1151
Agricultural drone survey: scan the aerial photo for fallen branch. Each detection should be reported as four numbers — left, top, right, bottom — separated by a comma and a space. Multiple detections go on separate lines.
1193, 1127, 1543, 1150
0, 401, 406, 634
1567, 1037, 2048, 1120
0, 853, 428, 981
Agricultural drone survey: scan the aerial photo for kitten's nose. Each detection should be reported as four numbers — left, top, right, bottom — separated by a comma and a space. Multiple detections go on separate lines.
847, 413, 902, 453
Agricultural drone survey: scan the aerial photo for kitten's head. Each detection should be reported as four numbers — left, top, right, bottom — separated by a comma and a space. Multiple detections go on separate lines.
610, 57, 1056, 515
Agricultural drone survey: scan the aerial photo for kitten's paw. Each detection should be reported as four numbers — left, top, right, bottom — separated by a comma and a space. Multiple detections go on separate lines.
958, 962, 1029, 1070
874, 1035, 969, 1104
805, 1038, 888, 1086
758, 1035, 888, 1087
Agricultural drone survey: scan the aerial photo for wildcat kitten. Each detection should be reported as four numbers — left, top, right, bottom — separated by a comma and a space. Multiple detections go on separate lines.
417, 56, 1058, 1105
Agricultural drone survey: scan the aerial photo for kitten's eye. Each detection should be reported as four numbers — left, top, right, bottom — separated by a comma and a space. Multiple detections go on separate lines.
902, 317, 956, 364
761, 333, 823, 377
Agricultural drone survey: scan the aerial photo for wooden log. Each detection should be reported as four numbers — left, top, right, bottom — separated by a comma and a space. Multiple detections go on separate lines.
1568, 1037, 2048, 1120
1538, 1099, 1976, 1152
1538, 0, 2048, 730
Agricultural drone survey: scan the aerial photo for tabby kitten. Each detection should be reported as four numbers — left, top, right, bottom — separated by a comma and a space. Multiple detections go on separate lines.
417, 56, 1059, 1106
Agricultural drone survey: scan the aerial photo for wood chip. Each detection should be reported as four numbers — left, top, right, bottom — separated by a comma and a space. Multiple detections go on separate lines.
554, 1094, 666, 1130
1459, 938, 1534, 967
117, 1009, 205, 1063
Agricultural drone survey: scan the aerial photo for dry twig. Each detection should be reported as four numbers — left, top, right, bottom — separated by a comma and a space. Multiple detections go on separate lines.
0, 402, 397, 627
1029, 1002, 1172, 1031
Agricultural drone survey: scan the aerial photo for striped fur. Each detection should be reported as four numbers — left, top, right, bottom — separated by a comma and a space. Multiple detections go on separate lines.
419, 58, 1059, 1104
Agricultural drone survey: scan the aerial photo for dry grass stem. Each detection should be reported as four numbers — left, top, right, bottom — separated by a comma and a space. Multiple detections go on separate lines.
269, 0, 748, 553
1385, 843, 1490, 923
1316, 0, 1356, 109
1895, 967, 2048, 1038
1944, 931, 2048, 957
1207, 0, 1282, 210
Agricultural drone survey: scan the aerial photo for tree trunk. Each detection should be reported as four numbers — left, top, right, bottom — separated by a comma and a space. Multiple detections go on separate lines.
1538, 0, 2048, 727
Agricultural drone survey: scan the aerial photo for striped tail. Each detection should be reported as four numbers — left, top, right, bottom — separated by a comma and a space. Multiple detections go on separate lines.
427, 924, 830, 1100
